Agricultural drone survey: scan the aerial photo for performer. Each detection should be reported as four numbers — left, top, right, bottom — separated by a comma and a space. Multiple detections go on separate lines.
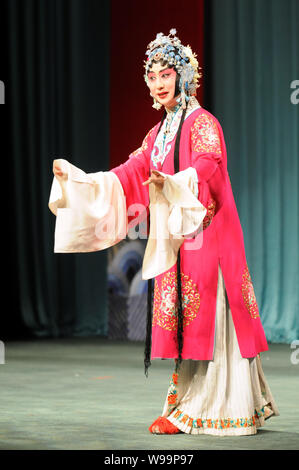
49, 29, 279, 436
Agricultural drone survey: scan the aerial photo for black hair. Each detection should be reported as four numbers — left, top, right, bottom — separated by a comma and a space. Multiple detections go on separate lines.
144, 101, 188, 377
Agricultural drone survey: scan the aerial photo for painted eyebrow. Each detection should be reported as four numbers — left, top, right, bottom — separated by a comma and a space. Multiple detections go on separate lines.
147, 67, 173, 75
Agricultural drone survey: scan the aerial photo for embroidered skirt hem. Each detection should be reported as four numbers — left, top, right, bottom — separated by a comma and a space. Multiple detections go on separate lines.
160, 264, 280, 437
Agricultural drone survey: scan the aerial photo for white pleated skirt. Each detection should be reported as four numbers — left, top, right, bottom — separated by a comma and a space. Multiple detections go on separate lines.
161, 263, 280, 436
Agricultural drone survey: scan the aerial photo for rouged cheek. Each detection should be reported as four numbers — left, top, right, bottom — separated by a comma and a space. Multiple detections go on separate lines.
148, 82, 156, 93
163, 68, 176, 78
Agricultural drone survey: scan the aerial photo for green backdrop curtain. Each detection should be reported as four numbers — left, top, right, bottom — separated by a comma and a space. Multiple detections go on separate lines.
5, 0, 110, 339
208, 0, 299, 343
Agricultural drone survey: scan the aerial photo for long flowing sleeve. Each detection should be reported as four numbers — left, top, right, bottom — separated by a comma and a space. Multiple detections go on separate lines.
142, 167, 207, 279
48, 125, 158, 253
110, 125, 158, 233
48, 160, 127, 252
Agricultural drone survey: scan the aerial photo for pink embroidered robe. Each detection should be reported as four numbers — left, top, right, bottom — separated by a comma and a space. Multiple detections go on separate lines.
110, 106, 269, 360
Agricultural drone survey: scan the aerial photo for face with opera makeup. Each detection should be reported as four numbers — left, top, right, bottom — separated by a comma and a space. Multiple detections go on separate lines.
147, 63, 179, 110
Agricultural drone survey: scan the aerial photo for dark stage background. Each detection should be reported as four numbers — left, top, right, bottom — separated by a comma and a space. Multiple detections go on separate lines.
4, 0, 110, 339
2, 0, 298, 345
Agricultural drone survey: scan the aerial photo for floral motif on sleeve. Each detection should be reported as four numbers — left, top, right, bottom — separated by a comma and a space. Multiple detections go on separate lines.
190, 113, 222, 155
131, 126, 156, 157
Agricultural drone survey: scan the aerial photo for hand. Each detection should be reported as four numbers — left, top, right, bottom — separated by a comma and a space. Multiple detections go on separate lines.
142, 170, 165, 190
53, 159, 68, 182
52, 159, 69, 208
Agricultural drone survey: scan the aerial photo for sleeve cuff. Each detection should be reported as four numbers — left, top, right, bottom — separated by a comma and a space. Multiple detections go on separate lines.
48, 160, 128, 252
157, 167, 207, 237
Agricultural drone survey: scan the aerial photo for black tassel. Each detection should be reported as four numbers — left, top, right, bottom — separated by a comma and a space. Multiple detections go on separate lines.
143, 102, 188, 376
176, 248, 184, 368
174, 104, 188, 365
143, 110, 167, 377
144, 277, 152, 377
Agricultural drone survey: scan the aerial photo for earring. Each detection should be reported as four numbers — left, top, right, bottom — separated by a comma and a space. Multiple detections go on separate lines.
152, 98, 162, 110
150, 93, 162, 110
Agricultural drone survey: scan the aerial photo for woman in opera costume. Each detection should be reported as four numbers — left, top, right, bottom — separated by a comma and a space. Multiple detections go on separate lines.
49, 29, 279, 436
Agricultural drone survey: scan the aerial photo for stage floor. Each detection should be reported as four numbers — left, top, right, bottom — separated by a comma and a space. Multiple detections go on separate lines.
0, 338, 298, 450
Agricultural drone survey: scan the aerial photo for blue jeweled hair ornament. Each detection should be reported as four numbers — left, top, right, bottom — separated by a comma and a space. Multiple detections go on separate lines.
144, 28, 202, 110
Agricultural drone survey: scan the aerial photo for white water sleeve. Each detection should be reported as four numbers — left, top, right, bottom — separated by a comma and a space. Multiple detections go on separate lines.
142, 167, 207, 280
48, 159, 127, 253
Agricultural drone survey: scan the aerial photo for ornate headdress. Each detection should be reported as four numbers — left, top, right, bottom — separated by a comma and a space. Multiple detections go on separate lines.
144, 28, 202, 109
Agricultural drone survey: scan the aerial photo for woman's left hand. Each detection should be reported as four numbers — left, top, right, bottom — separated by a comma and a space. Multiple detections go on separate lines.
142, 170, 165, 190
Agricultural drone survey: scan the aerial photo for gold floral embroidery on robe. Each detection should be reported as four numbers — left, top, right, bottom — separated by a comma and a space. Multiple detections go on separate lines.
202, 198, 216, 230
153, 271, 200, 331
131, 126, 156, 157
190, 113, 222, 155
242, 264, 260, 319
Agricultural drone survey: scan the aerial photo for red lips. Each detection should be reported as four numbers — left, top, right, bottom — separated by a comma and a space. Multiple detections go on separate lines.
158, 92, 168, 98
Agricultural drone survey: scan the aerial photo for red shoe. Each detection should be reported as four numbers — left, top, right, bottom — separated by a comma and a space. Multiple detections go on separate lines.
149, 416, 181, 434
